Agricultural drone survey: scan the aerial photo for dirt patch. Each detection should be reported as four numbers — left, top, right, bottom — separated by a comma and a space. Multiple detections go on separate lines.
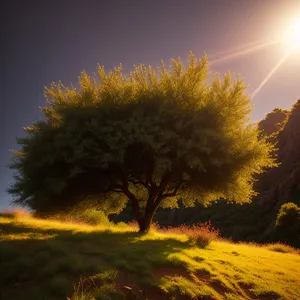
115, 272, 142, 293
152, 265, 191, 280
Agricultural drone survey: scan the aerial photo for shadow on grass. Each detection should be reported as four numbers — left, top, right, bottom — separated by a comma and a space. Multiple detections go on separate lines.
0, 220, 189, 300
0, 221, 74, 235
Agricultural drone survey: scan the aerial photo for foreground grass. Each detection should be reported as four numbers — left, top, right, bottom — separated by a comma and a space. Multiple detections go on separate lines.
0, 213, 300, 299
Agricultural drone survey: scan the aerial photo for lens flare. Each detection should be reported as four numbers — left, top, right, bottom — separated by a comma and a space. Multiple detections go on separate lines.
210, 40, 278, 66
251, 51, 291, 99
282, 18, 300, 51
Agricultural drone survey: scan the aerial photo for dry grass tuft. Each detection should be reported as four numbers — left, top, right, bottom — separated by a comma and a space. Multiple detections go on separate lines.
264, 242, 300, 254
154, 221, 219, 248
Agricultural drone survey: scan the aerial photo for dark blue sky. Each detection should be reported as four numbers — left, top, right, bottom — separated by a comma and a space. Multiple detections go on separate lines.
1, 0, 300, 209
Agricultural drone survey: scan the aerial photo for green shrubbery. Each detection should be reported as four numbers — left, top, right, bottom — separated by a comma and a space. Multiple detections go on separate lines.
52, 209, 112, 226
276, 202, 300, 247
276, 202, 300, 228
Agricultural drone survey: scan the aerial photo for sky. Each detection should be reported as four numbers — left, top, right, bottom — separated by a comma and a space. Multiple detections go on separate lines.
1, 0, 300, 209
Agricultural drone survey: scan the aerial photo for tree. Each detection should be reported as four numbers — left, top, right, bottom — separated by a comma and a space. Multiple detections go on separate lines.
276, 202, 300, 245
8, 53, 276, 233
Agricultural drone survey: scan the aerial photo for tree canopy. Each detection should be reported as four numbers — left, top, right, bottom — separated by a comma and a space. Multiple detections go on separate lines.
8, 53, 276, 232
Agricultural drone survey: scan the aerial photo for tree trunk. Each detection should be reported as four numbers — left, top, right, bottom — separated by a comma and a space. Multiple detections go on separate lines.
138, 210, 155, 234
128, 188, 164, 234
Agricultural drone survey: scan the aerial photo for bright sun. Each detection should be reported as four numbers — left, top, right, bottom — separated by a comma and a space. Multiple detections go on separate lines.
282, 18, 300, 51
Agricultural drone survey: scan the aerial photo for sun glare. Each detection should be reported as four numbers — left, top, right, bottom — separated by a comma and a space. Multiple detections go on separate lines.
282, 18, 300, 51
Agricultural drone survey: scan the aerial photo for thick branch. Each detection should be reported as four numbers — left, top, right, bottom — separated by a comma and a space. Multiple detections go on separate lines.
150, 173, 171, 209
128, 175, 152, 193
161, 182, 182, 198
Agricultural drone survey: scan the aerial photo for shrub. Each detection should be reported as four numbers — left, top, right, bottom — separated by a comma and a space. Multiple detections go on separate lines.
276, 202, 300, 229
276, 202, 300, 247
161, 222, 219, 248
184, 222, 220, 248
53, 209, 111, 226
73, 209, 111, 226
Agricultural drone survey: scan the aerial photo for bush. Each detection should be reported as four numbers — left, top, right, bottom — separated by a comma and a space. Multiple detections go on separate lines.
53, 209, 111, 226
276, 202, 300, 247
276, 202, 300, 228
161, 222, 219, 248
184, 222, 220, 248
74, 209, 111, 226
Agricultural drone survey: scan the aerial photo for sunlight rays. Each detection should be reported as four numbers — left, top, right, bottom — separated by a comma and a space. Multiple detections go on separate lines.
209, 39, 279, 66
208, 35, 294, 99
251, 51, 291, 99
208, 17, 300, 99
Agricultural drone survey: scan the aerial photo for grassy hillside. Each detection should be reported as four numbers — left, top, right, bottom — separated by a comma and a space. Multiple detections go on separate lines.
1, 212, 300, 300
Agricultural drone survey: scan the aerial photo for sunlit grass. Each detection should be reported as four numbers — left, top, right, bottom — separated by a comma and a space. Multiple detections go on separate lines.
264, 242, 300, 254
1, 213, 300, 299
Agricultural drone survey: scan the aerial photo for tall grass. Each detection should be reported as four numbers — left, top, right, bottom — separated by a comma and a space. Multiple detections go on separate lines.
162, 222, 220, 248
70, 271, 120, 300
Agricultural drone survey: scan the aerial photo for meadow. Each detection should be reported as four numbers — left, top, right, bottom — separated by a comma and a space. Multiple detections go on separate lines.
1, 210, 300, 300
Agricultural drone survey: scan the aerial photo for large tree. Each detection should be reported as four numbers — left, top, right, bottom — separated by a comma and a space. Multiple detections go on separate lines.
8, 53, 276, 233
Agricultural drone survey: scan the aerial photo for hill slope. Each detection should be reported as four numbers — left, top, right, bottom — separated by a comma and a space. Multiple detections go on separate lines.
1, 213, 300, 300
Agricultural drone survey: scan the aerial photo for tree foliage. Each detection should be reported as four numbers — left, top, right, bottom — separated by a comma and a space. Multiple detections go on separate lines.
276, 202, 300, 246
276, 202, 300, 230
8, 53, 276, 232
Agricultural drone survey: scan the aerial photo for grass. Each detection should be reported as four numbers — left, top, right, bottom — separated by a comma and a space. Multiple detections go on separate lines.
1, 212, 300, 299
264, 242, 300, 255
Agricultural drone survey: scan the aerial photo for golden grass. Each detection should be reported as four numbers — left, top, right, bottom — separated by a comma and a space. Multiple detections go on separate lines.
264, 242, 300, 255
0, 213, 300, 299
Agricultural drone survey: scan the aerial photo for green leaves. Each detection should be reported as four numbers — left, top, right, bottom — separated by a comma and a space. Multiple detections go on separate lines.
8, 53, 276, 216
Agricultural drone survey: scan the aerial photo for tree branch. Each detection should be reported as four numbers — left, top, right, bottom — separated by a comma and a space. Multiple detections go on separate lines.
128, 175, 152, 195
161, 182, 182, 198
120, 168, 142, 222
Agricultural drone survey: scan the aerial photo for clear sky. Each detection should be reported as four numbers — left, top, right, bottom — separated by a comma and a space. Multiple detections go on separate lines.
1, 0, 300, 209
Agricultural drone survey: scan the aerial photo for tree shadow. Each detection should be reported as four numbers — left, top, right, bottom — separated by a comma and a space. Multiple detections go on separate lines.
0, 221, 191, 299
